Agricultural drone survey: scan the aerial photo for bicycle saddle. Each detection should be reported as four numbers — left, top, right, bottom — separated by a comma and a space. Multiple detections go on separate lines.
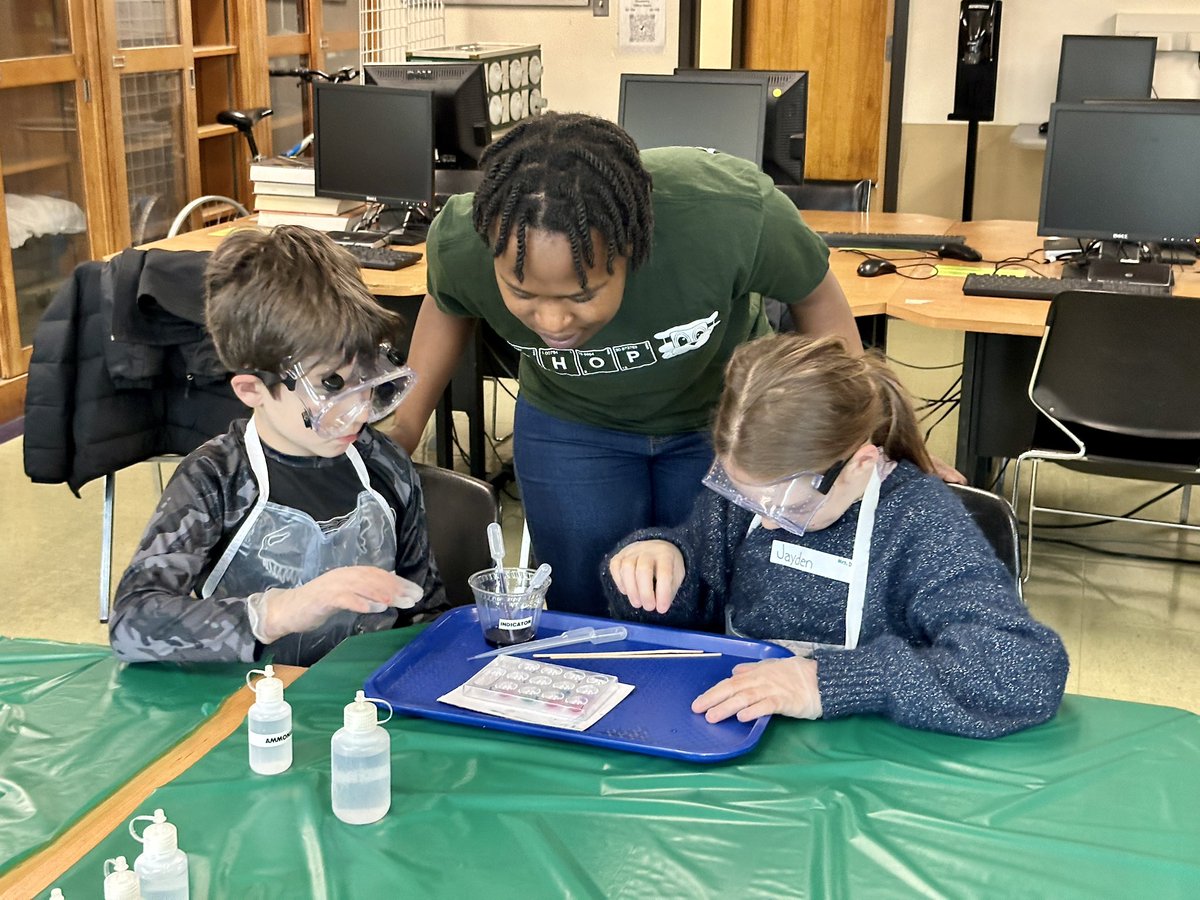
217, 107, 274, 130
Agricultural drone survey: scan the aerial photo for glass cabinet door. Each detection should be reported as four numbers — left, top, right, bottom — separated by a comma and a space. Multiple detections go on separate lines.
0, 0, 107, 378
98, 0, 200, 246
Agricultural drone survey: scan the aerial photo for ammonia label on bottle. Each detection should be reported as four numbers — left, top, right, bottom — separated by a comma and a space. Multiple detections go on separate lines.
249, 730, 292, 747
499, 616, 533, 630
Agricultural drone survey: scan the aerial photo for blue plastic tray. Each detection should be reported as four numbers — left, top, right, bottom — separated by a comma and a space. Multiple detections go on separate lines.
364, 607, 792, 762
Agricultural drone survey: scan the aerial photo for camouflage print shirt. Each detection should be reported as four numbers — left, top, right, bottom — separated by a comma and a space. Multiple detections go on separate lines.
109, 419, 447, 664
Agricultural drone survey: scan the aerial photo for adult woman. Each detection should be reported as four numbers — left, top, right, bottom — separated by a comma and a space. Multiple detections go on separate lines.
389, 113, 859, 613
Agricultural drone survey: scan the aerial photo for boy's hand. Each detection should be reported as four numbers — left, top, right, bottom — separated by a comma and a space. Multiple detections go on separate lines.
255, 567, 424, 645
691, 657, 823, 723
608, 540, 685, 615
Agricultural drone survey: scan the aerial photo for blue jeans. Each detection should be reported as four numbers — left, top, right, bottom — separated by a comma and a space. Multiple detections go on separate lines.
513, 397, 713, 616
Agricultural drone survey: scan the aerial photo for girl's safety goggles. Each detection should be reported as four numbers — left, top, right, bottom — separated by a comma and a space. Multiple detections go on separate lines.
255, 344, 416, 439
702, 457, 846, 538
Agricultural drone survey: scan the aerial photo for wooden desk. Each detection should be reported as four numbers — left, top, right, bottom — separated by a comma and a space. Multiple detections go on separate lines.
0, 664, 304, 899
877, 219, 1200, 483
887, 219, 1200, 337
140, 221, 429, 299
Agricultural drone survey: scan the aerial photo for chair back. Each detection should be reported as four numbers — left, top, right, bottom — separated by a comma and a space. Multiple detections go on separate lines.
414, 463, 500, 606
777, 179, 872, 213
1033, 291, 1200, 442
947, 483, 1020, 583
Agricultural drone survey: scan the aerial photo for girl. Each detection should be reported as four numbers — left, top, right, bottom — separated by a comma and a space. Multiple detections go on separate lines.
605, 334, 1067, 738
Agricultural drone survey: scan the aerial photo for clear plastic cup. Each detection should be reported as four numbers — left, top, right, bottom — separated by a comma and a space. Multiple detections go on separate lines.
469, 567, 551, 648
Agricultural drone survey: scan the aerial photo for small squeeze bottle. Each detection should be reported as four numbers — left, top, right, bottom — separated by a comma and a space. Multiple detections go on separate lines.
247, 664, 293, 775
331, 691, 393, 824
129, 807, 190, 900
102, 856, 142, 900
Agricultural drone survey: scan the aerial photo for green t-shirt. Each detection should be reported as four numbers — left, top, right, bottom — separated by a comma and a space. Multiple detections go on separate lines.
426, 146, 830, 435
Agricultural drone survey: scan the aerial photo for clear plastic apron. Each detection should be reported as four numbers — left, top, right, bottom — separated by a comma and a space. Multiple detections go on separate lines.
201, 418, 398, 665
727, 462, 884, 657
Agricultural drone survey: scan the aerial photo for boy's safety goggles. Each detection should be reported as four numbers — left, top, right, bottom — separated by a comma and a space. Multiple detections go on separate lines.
702, 457, 846, 538
258, 344, 416, 439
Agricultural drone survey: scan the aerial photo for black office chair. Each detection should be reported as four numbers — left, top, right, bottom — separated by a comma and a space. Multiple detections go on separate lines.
768, 179, 877, 341
414, 463, 501, 606
947, 483, 1021, 587
777, 179, 873, 214
1010, 290, 1200, 580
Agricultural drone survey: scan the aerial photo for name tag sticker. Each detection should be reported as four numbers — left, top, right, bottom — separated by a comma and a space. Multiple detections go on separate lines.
770, 541, 852, 583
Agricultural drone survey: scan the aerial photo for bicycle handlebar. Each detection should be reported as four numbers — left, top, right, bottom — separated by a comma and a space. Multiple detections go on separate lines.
268, 66, 358, 84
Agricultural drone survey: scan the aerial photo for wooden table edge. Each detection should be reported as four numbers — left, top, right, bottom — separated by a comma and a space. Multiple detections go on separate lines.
0, 665, 306, 897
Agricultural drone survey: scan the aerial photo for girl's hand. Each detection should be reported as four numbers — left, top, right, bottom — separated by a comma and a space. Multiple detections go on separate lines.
691, 657, 823, 722
608, 540, 685, 614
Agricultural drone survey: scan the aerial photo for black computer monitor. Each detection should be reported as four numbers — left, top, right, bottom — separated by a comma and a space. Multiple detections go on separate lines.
1038, 101, 1200, 286
674, 68, 808, 185
362, 62, 491, 169
617, 74, 767, 168
313, 82, 435, 213
1056, 35, 1156, 104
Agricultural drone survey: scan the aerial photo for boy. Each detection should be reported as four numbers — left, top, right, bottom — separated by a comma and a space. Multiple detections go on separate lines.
109, 226, 446, 666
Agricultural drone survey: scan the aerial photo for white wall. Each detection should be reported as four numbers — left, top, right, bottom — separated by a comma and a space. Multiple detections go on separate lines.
905, 0, 1200, 125
442, 5, 680, 121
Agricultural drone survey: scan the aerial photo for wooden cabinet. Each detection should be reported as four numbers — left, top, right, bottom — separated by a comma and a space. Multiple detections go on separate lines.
0, 0, 357, 411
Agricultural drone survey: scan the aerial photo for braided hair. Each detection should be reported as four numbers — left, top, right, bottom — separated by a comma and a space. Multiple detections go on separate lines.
471, 113, 654, 287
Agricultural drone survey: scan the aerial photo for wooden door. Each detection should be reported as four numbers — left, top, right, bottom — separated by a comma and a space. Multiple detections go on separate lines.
743, 0, 890, 183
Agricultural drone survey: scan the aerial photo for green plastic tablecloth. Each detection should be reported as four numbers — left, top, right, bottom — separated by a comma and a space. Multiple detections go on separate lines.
48, 627, 1200, 898
0, 637, 249, 876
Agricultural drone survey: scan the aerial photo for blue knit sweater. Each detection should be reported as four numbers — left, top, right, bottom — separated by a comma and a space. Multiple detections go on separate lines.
603, 462, 1068, 738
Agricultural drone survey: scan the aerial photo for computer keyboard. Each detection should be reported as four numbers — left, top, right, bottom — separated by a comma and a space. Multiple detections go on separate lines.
344, 244, 423, 271
961, 273, 1171, 301
817, 232, 967, 251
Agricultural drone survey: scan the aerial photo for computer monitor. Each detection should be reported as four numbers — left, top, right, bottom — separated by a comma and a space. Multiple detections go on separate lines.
1055, 35, 1156, 104
313, 82, 435, 213
362, 62, 491, 169
617, 74, 767, 168
675, 68, 808, 185
1038, 101, 1200, 286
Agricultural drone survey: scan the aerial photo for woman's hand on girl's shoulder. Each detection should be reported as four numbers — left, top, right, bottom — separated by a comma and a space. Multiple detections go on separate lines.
608, 539, 685, 615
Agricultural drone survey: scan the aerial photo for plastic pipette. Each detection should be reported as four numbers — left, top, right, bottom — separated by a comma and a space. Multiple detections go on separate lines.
469, 625, 628, 661
526, 562, 552, 595
487, 522, 507, 592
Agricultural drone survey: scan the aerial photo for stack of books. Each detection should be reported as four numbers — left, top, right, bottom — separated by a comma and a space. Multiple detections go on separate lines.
249, 157, 369, 232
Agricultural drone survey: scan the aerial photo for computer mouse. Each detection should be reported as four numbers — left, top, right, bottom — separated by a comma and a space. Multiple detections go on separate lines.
936, 242, 984, 262
1037, 121, 1049, 135
856, 258, 898, 278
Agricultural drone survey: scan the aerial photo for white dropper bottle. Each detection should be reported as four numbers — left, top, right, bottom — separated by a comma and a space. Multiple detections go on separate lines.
330, 691, 393, 825
102, 856, 142, 900
48, 889, 66, 900
129, 807, 190, 900
247, 664, 292, 775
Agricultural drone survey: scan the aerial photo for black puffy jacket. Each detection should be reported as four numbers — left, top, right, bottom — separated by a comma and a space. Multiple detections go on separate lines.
23, 249, 243, 494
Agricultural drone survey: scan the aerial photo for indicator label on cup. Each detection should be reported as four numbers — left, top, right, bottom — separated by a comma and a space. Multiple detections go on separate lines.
500, 616, 534, 631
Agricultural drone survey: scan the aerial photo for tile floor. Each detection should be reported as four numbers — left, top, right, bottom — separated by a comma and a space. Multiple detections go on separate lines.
2, 319, 1197, 714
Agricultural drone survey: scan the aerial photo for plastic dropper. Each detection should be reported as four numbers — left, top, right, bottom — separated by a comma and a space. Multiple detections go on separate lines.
486, 521, 507, 592
469, 624, 628, 660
